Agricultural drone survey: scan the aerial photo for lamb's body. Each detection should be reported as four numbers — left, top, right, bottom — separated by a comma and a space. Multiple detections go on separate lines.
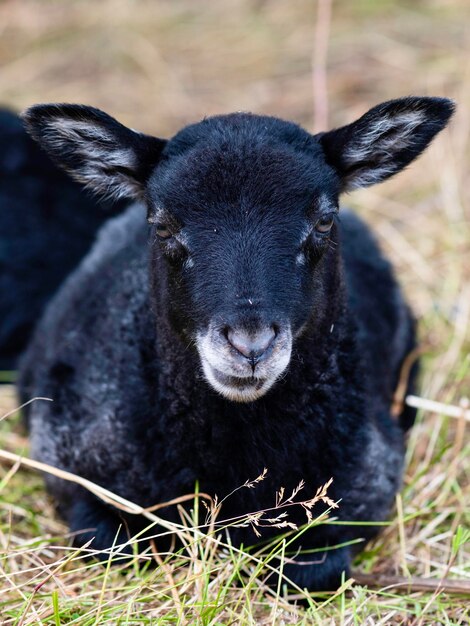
21, 203, 413, 588
19, 97, 452, 590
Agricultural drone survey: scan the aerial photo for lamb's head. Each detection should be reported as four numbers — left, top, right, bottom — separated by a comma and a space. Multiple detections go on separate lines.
146, 114, 345, 401
23, 97, 454, 402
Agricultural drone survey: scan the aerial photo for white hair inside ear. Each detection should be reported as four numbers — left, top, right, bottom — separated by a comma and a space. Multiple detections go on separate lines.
318, 97, 454, 193
43, 117, 141, 200
343, 110, 426, 189
22, 103, 168, 202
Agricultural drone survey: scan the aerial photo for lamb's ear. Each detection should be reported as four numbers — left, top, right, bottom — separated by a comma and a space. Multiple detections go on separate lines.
318, 97, 455, 192
21, 104, 167, 200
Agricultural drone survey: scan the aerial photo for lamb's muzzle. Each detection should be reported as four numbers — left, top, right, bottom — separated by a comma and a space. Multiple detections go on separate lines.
196, 322, 292, 401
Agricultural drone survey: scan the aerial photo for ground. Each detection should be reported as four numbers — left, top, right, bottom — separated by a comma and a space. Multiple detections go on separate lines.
0, 1, 469, 623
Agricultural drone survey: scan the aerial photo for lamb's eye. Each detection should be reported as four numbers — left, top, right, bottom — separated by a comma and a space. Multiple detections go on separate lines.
315, 214, 335, 234
156, 224, 173, 240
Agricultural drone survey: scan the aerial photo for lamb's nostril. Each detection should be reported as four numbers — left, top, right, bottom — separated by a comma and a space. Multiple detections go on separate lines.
226, 326, 276, 361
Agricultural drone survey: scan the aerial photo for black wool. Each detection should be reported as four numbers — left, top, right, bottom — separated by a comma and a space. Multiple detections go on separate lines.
0, 108, 127, 371
19, 97, 453, 590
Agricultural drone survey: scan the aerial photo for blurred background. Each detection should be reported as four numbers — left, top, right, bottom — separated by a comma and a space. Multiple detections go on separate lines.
1, 1, 466, 132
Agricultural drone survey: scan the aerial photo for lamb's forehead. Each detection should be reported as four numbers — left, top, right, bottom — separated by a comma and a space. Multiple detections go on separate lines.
165, 111, 322, 155
148, 112, 337, 217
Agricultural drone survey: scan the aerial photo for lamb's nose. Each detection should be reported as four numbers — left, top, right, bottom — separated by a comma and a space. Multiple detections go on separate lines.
226, 326, 276, 362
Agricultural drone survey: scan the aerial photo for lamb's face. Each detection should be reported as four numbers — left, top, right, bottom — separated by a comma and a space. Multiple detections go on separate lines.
146, 114, 340, 401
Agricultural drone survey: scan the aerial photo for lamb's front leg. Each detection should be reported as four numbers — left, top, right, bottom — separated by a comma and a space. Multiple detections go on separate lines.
278, 546, 351, 592
68, 495, 138, 561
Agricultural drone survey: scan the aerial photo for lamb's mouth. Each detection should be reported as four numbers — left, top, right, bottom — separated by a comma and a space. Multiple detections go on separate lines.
199, 357, 276, 402
211, 368, 266, 391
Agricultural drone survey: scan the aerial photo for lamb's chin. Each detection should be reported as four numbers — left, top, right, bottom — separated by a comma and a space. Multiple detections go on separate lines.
200, 360, 278, 402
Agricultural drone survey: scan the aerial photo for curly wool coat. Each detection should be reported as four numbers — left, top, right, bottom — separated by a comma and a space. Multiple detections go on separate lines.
19, 97, 453, 590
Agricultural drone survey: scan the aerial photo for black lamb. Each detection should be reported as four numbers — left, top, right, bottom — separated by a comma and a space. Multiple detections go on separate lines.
19, 97, 453, 591
0, 108, 126, 372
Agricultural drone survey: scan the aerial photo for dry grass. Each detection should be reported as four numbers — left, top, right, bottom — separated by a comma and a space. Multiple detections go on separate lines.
0, 0, 469, 623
